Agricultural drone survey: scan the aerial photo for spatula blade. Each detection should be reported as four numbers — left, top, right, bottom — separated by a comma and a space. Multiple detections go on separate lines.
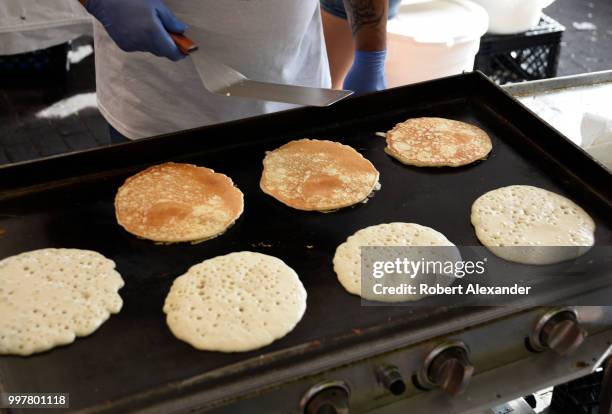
181, 34, 353, 107
218, 80, 354, 107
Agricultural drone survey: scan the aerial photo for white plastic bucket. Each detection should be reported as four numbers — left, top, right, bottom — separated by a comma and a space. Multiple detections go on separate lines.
386, 0, 489, 88
469, 0, 556, 34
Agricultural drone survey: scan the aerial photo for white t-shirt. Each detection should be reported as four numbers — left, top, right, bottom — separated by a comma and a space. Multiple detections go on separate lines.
94, 1, 330, 140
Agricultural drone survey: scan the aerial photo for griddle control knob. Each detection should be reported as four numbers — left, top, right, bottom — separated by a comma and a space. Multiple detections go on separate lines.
530, 308, 586, 356
417, 341, 474, 396
302, 381, 350, 414
377, 365, 406, 396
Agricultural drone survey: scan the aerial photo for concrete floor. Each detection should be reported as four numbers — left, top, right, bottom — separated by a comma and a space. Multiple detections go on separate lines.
548, 0, 612, 75
0, 40, 106, 164
0, 0, 610, 165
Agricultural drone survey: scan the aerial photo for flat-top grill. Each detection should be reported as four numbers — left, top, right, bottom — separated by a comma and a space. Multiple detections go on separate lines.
0, 73, 611, 414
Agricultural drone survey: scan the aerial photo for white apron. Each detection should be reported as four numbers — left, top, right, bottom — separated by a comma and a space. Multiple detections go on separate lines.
94, 0, 330, 139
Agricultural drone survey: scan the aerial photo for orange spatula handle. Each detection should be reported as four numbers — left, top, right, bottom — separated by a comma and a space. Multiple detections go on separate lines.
169, 33, 198, 55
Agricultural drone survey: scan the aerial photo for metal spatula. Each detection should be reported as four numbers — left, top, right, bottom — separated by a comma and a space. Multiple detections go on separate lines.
170, 33, 353, 107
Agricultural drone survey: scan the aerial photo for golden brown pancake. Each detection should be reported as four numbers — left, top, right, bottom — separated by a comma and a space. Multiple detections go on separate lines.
260, 139, 380, 211
115, 162, 244, 243
385, 117, 492, 167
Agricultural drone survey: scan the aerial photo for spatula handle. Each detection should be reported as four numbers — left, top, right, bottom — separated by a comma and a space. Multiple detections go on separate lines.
169, 33, 198, 55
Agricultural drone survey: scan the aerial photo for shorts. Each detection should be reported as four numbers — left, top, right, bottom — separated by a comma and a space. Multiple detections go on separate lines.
320, 0, 402, 20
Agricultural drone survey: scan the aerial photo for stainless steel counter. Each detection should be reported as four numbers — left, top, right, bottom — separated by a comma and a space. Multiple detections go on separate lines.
503, 71, 612, 170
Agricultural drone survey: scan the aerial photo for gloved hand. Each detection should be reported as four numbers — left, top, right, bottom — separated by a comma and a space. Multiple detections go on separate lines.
343, 50, 387, 94
84, 0, 187, 61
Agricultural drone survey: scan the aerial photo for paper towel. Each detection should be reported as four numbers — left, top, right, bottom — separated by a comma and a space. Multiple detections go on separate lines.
581, 112, 612, 169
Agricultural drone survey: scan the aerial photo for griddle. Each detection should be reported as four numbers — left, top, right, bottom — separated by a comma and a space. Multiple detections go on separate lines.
0, 72, 611, 413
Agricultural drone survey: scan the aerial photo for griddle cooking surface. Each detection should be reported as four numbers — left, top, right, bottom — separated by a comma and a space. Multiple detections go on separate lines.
0, 73, 610, 412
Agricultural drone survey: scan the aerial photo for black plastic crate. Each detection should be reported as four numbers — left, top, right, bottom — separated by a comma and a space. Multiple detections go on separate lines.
0, 42, 70, 86
475, 14, 565, 85
551, 356, 611, 414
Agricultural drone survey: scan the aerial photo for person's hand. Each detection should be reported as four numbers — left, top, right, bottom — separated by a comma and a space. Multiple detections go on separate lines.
84, 0, 187, 61
343, 50, 387, 94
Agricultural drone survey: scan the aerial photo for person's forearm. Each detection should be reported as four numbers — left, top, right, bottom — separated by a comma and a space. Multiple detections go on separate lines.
342, 0, 387, 51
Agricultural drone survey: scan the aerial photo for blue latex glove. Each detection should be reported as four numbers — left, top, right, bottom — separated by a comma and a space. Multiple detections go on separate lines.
343, 50, 387, 94
84, 0, 187, 61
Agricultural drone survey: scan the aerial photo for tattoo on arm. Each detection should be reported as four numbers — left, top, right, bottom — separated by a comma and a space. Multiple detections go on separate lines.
342, 0, 385, 36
